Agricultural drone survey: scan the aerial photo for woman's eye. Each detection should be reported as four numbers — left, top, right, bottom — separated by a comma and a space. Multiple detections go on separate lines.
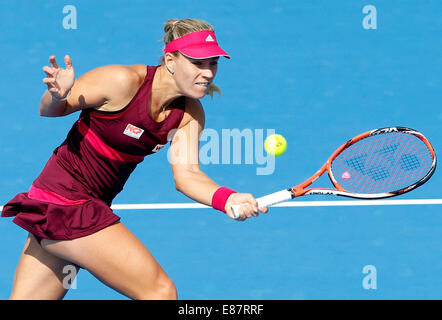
191, 60, 218, 66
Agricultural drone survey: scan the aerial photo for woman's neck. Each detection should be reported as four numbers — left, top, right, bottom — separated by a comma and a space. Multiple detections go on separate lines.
150, 65, 182, 115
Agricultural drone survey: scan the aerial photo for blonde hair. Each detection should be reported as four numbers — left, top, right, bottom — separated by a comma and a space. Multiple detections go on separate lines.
163, 18, 221, 98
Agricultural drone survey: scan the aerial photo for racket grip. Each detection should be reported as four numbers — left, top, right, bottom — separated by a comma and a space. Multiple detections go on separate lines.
231, 189, 293, 219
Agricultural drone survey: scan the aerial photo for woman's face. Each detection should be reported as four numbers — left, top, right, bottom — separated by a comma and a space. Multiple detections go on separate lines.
171, 53, 219, 99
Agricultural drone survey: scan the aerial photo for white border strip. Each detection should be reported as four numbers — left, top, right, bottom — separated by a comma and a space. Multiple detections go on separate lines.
111, 199, 442, 210
1, 199, 441, 212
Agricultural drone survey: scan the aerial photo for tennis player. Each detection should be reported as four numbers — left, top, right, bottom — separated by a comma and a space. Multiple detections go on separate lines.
1, 18, 268, 300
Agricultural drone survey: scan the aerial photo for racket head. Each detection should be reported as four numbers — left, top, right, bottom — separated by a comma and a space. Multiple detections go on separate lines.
326, 127, 436, 198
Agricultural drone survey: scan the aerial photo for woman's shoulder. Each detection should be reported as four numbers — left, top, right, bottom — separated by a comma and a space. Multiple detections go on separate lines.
177, 97, 205, 129
126, 64, 148, 80
89, 64, 146, 87
84, 64, 147, 112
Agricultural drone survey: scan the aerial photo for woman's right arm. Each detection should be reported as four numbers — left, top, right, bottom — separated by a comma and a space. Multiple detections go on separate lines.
40, 55, 142, 117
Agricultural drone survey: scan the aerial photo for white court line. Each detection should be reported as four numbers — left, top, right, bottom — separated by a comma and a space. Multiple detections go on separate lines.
112, 198, 442, 210
1, 199, 442, 212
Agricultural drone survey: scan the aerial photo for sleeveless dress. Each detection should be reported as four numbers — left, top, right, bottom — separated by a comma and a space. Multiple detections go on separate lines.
1, 65, 185, 241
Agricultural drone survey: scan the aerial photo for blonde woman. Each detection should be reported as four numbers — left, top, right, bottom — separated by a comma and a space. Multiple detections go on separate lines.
1, 18, 268, 300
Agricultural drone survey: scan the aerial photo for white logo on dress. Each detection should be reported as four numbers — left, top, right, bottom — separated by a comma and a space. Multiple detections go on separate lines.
123, 124, 144, 139
152, 144, 166, 152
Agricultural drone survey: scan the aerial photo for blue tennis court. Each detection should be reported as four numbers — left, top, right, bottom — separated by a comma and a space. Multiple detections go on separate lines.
0, 0, 441, 299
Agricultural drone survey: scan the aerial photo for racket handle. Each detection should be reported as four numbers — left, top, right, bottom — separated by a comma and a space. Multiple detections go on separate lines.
231, 189, 293, 219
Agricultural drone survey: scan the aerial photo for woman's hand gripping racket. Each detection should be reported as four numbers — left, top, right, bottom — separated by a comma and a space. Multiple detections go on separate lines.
232, 127, 437, 219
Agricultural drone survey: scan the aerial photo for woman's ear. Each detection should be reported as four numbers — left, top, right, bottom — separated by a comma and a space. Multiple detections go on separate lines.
164, 52, 176, 75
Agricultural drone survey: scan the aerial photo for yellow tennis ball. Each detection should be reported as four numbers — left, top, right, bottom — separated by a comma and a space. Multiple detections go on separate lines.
264, 134, 287, 156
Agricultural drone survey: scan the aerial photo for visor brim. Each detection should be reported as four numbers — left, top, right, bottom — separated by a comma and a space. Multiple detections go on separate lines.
179, 46, 231, 59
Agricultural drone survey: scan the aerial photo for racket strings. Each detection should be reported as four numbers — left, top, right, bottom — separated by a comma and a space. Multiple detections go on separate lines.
331, 132, 434, 194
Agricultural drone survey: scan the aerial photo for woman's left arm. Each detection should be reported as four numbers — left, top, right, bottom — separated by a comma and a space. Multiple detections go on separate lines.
170, 99, 268, 220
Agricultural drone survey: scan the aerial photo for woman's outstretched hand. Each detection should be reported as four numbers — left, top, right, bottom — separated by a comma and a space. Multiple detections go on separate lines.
42, 55, 75, 100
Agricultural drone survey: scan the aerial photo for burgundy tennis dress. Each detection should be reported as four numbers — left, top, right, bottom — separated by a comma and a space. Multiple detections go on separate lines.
1, 65, 185, 241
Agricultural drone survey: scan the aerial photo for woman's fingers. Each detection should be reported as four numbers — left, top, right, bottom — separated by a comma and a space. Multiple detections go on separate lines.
259, 206, 269, 214
49, 55, 59, 69
237, 198, 259, 219
43, 78, 60, 94
42, 78, 55, 85
42, 55, 75, 96
238, 200, 269, 219
64, 55, 72, 69
224, 192, 269, 220
42, 65, 56, 78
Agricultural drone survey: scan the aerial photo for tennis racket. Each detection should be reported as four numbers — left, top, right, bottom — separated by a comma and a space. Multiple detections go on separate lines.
231, 127, 436, 219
